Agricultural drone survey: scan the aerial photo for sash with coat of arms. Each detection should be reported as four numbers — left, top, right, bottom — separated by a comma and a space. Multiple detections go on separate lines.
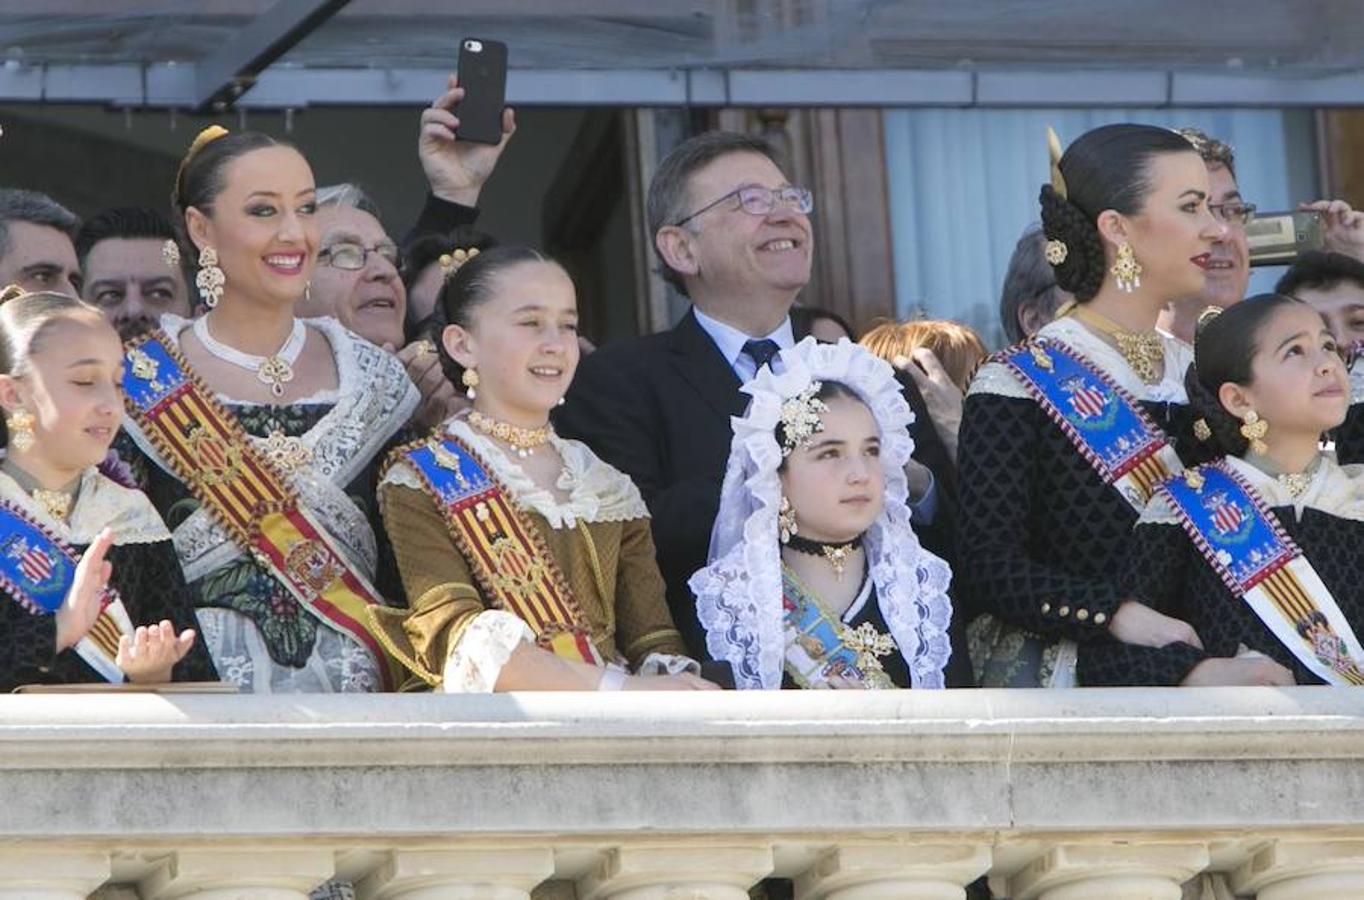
393, 433, 605, 666
782, 568, 893, 689
999, 339, 1184, 512
0, 499, 131, 682
1158, 461, 1364, 686
119, 331, 402, 690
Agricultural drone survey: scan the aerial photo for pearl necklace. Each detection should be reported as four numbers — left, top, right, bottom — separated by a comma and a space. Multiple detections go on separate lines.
467, 411, 552, 459
193, 315, 306, 398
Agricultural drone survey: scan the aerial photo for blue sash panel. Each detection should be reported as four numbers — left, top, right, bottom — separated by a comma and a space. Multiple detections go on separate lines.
122, 336, 189, 411
1000, 340, 1166, 482
1159, 464, 1295, 593
404, 439, 496, 507
0, 500, 78, 615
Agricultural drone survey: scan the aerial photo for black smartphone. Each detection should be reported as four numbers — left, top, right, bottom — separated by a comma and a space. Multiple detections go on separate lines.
455, 38, 508, 146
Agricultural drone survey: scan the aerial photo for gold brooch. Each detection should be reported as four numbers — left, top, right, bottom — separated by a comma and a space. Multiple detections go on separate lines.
1183, 469, 1206, 491
1029, 344, 1054, 371
778, 381, 829, 456
257, 430, 312, 476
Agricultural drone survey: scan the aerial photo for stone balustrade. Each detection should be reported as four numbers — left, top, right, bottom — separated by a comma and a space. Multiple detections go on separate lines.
2, 688, 1363, 899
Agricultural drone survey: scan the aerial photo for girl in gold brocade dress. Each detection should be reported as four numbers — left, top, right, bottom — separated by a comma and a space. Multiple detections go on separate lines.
372, 247, 717, 692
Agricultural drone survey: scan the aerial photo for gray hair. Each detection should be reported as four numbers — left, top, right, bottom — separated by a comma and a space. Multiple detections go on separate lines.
646, 131, 781, 296
999, 223, 1066, 344
0, 189, 79, 264
315, 182, 382, 220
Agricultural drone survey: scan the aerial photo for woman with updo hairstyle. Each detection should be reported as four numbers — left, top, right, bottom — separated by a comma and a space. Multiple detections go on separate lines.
958, 123, 1227, 687
0, 289, 215, 691
1080, 294, 1364, 686
371, 246, 715, 692
118, 127, 419, 693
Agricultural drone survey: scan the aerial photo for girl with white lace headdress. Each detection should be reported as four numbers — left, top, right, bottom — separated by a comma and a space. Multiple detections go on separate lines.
689, 336, 953, 690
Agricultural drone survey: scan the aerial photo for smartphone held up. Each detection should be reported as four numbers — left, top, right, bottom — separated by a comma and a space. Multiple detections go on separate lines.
455, 38, 509, 145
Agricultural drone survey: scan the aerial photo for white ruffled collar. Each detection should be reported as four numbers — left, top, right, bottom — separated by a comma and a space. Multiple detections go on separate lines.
0, 467, 169, 546
383, 415, 649, 528
688, 337, 954, 690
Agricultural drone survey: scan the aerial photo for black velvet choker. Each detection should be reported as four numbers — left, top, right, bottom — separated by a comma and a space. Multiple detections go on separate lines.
785, 533, 864, 580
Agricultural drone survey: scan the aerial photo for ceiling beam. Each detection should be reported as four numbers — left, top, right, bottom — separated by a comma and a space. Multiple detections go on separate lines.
193, 0, 351, 111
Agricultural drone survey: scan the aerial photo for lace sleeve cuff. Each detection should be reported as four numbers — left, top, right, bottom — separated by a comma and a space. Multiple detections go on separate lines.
635, 652, 701, 676
441, 610, 535, 693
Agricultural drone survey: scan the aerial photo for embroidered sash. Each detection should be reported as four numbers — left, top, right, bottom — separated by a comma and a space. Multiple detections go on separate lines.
120, 331, 401, 690
396, 434, 604, 666
782, 568, 893, 689
999, 339, 1183, 512
1159, 462, 1364, 685
0, 499, 131, 682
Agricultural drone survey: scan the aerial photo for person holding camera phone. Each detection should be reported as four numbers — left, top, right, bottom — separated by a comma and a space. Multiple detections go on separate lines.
1158, 128, 1364, 347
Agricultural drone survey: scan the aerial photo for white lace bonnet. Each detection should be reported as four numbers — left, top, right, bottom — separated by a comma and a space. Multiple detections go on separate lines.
687, 337, 954, 689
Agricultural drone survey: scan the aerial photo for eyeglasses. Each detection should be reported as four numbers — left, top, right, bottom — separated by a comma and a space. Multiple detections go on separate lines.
1208, 202, 1256, 226
673, 185, 814, 227
317, 240, 400, 270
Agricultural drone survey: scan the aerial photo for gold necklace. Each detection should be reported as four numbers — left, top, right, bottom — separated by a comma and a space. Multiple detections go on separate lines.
1276, 455, 1322, 499
1070, 304, 1164, 384
467, 411, 552, 459
31, 488, 72, 521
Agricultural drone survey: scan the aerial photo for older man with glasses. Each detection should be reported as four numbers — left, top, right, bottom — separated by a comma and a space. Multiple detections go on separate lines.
1158, 127, 1364, 345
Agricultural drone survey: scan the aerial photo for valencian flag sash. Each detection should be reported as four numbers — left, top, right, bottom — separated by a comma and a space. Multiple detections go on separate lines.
121, 331, 401, 690
0, 500, 131, 682
782, 569, 893, 689
999, 339, 1183, 512
397, 434, 604, 665
1159, 462, 1364, 686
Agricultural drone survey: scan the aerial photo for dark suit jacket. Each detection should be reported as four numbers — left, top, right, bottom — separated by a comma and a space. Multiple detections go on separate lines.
556, 308, 972, 686
556, 309, 741, 657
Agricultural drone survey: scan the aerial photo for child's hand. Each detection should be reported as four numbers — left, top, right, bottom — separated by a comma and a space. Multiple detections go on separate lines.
54, 528, 115, 652
116, 620, 196, 684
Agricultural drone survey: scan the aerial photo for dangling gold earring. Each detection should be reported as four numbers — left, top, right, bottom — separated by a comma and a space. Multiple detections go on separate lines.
1110, 241, 1142, 292
777, 496, 797, 544
461, 367, 479, 400
197, 246, 226, 308
7, 408, 35, 452
1240, 410, 1269, 455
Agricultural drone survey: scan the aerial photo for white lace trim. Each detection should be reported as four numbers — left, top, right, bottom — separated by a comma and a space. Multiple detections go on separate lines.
968, 315, 1192, 404
197, 606, 381, 693
0, 468, 170, 546
441, 609, 536, 692
382, 417, 649, 528
688, 337, 954, 690
127, 314, 418, 584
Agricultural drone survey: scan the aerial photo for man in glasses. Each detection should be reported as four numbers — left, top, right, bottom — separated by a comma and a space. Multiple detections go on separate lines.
557, 131, 816, 662
304, 182, 463, 431
1161, 127, 1364, 345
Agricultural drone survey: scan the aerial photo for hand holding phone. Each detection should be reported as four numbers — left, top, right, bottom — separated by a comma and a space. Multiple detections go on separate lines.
418, 68, 517, 207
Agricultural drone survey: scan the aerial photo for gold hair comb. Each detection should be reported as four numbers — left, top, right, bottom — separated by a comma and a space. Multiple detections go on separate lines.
439, 246, 481, 280
1047, 125, 1068, 201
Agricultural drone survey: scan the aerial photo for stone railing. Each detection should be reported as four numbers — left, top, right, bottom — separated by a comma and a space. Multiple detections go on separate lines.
2, 688, 1363, 899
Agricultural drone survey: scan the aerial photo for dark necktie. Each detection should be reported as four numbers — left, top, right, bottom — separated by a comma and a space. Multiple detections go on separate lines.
742, 338, 781, 373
